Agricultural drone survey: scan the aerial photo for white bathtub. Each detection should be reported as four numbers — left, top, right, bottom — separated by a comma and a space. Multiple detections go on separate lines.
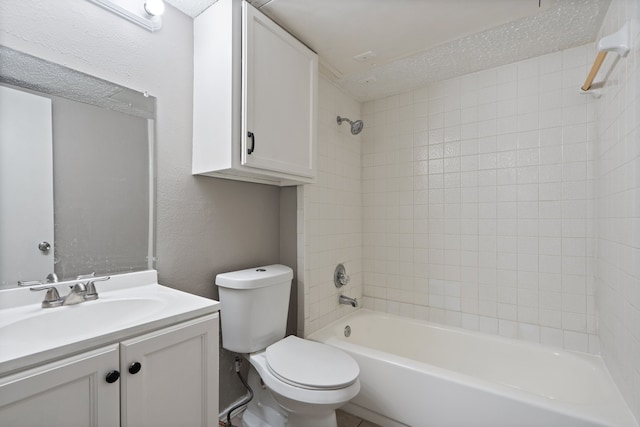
308, 310, 638, 427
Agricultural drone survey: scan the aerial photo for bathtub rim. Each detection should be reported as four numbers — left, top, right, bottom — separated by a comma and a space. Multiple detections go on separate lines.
307, 309, 638, 427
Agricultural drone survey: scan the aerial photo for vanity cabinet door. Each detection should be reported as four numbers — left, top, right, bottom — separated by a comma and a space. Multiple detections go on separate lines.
119, 314, 219, 427
241, 2, 317, 179
0, 344, 120, 427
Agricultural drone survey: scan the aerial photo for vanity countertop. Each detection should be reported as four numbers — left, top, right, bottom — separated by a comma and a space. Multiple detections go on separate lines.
0, 270, 220, 376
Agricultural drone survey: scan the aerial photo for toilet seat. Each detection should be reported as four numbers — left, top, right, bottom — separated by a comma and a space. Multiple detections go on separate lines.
265, 336, 359, 390
248, 350, 360, 406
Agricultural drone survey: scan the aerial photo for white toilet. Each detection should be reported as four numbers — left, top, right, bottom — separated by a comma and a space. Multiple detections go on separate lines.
216, 264, 360, 427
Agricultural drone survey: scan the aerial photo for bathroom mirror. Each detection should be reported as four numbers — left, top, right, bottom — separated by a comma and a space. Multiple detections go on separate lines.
0, 46, 156, 289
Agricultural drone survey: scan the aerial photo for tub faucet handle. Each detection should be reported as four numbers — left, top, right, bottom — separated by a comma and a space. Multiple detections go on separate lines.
338, 271, 350, 286
334, 263, 350, 288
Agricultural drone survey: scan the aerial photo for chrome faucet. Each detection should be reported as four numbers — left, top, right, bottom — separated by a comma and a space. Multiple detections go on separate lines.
62, 275, 110, 305
18, 274, 110, 308
339, 294, 358, 308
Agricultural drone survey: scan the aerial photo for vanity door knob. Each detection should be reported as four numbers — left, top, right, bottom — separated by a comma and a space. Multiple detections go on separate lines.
105, 370, 120, 383
128, 361, 142, 374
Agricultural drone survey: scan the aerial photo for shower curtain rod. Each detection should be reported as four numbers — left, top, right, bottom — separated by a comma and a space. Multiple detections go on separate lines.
581, 22, 630, 93
581, 51, 607, 91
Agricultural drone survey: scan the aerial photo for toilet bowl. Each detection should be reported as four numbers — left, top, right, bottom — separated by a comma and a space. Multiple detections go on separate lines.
215, 265, 360, 427
243, 336, 360, 427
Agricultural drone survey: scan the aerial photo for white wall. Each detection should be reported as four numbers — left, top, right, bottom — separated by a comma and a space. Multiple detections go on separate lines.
595, 0, 640, 420
300, 76, 363, 335
360, 44, 599, 353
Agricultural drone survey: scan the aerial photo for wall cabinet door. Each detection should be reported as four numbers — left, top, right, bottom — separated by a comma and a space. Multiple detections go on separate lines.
193, 0, 317, 185
0, 344, 120, 427
241, 2, 317, 179
119, 314, 219, 427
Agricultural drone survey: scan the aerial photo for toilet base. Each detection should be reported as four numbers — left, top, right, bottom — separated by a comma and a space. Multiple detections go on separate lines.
243, 410, 337, 427
287, 412, 337, 427
241, 366, 338, 427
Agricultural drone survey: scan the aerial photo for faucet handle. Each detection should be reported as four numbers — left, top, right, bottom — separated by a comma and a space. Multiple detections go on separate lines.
338, 272, 350, 286
18, 280, 44, 287
29, 286, 63, 308
18, 280, 64, 307
40, 288, 63, 308
85, 276, 110, 301
334, 264, 351, 288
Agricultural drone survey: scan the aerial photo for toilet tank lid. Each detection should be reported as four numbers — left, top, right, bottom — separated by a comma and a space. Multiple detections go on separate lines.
215, 264, 293, 289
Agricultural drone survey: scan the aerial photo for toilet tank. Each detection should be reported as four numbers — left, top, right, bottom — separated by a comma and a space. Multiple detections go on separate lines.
216, 264, 293, 353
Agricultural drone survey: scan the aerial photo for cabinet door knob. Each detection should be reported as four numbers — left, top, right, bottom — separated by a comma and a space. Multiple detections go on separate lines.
247, 131, 255, 154
105, 370, 120, 383
128, 361, 142, 375
38, 241, 51, 252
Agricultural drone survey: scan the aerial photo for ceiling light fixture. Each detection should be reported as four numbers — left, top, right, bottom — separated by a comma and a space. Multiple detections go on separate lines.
144, 0, 165, 16
87, 0, 165, 32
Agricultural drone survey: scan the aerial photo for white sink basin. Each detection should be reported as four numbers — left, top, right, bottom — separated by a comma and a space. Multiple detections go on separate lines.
1, 297, 167, 346
0, 270, 220, 376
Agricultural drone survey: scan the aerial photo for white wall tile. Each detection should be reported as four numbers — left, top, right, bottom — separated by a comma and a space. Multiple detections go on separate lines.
359, 42, 599, 357
303, 77, 363, 334
595, 0, 640, 420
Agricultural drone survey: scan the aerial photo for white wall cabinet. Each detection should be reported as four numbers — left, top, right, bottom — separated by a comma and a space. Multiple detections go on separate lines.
193, 0, 318, 186
0, 314, 218, 427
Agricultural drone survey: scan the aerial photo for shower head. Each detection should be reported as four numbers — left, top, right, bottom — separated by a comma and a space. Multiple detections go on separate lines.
337, 115, 364, 135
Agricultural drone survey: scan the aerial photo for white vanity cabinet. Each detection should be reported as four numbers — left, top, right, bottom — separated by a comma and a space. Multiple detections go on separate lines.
0, 344, 120, 427
193, 0, 318, 186
120, 314, 218, 427
0, 314, 219, 427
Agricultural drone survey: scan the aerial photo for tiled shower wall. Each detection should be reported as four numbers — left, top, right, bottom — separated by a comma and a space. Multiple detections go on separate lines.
361, 45, 599, 352
299, 77, 363, 335
299, 1, 639, 420
595, 0, 640, 419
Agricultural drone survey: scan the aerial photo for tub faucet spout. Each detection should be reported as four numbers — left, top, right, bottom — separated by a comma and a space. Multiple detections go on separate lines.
339, 294, 358, 308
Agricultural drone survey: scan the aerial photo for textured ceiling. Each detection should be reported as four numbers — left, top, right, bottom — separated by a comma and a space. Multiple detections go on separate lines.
167, 0, 611, 102
336, 0, 611, 101
256, 0, 553, 77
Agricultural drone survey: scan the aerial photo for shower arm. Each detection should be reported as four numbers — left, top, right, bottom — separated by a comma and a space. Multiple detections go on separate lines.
337, 115, 364, 135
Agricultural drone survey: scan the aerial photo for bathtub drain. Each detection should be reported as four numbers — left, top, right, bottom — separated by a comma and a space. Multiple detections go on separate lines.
344, 325, 351, 337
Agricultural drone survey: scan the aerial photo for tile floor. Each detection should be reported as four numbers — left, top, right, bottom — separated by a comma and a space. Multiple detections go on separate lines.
336, 409, 381, 427
227, 409, 381, 427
